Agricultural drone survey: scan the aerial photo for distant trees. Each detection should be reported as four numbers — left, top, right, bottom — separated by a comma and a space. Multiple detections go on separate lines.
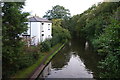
43, 5, 70, 20
51, 26, 71, 44
2, 2, 29, 77
42, 5, 71, 51
50, 12, 71, 45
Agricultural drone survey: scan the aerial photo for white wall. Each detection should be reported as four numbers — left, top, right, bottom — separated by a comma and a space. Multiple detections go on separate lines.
27, 22, 30, 35
42, 22, 52, 41
27, 22, 52, 45
30, 22, 41, 45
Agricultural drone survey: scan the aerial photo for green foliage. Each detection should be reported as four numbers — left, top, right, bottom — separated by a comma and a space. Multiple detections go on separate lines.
49, 18, 71, 47
17, 46, 41, 69
52, 19, 62, 27
97, 19, 120, 78
62, 14, 83, 37
99, 53, 120, 78
52, 26, 71, 43
43, 5, 70, 20
40, 40, 51, 52
18, 53, 35, 69
2, 2, 29, 77
115, 7, 120, 21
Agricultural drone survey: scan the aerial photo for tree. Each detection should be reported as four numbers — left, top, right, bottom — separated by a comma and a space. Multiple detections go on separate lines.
2, 2, 29, 77
43, 5, 71, 20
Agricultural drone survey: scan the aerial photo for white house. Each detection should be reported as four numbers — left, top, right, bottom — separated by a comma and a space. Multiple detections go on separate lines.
22, 16, 52, 45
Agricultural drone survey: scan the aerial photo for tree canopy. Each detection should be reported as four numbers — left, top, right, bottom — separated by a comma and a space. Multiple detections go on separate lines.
43, 5, 71, 20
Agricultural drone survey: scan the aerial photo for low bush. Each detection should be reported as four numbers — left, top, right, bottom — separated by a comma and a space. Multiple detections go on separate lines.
18, 46, 41, 69
40, 40, 51, 52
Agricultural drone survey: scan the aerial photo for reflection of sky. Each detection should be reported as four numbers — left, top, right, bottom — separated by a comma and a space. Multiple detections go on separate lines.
47, 53, 93, 78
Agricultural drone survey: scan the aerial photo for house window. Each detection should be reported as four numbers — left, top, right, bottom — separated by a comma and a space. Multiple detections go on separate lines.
42, 23, 44, 25
42, 34, 44, 36
42, 30, 44, 32
48, 26, 50, 30
48, 24, 50, 25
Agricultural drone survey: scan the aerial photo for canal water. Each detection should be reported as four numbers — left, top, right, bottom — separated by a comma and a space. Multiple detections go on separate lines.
39, 38, 100, 78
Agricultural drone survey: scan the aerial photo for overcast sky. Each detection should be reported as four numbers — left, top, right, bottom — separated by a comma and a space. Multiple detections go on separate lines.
23, 0, 104, 17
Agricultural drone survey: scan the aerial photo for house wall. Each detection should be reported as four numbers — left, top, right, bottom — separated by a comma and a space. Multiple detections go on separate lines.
27, 22, 52, 45
42, 22, 52, 42
30, 22, 41, 45
27, 22, 31, 35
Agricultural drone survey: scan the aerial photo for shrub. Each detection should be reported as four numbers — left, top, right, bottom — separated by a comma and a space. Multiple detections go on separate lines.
52, 26, 71, 44
40, 40, 51, 52
18, 46, 41, 69
18, 53, 35, 69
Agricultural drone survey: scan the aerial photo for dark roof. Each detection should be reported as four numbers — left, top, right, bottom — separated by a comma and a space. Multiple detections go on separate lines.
28, 16, 52, 23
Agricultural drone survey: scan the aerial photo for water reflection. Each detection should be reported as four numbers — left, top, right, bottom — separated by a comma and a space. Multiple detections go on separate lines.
85, 41, 89, 50
40, 38, 100, 78
48, 54, 93, 78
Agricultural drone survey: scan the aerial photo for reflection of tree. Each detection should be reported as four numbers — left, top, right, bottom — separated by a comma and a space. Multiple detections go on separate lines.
78, 50, 100, 77
71, 38, 86, 51
51, 38, 101, 78
51, 38, 85, 69
51, 43, 71, 69
72, 38, 101, 78
69, 38, 100, 78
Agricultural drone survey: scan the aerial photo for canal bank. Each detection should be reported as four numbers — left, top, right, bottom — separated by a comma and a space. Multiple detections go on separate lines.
29, 43, 65, 79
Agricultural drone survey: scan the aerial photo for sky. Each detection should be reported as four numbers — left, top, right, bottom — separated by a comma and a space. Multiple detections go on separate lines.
23, 0, 104, 17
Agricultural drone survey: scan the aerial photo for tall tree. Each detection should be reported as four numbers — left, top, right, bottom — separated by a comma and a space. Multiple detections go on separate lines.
43, 5, 70, 20
2, 2, 29, 77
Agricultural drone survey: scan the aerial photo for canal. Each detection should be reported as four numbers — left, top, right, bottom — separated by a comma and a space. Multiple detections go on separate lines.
39, 38, 101, 79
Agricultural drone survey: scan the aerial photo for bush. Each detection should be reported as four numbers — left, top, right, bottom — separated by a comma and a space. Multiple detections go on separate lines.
18, 46, 41, 69
52, 26, 71, 44
18, 53, 34, 69
50, 35, 60, 47
40, 40, 51, 52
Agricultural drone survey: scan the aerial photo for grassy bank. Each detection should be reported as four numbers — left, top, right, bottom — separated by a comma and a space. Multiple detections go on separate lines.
44, 43, 65, 64
12, 43, 64, 78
